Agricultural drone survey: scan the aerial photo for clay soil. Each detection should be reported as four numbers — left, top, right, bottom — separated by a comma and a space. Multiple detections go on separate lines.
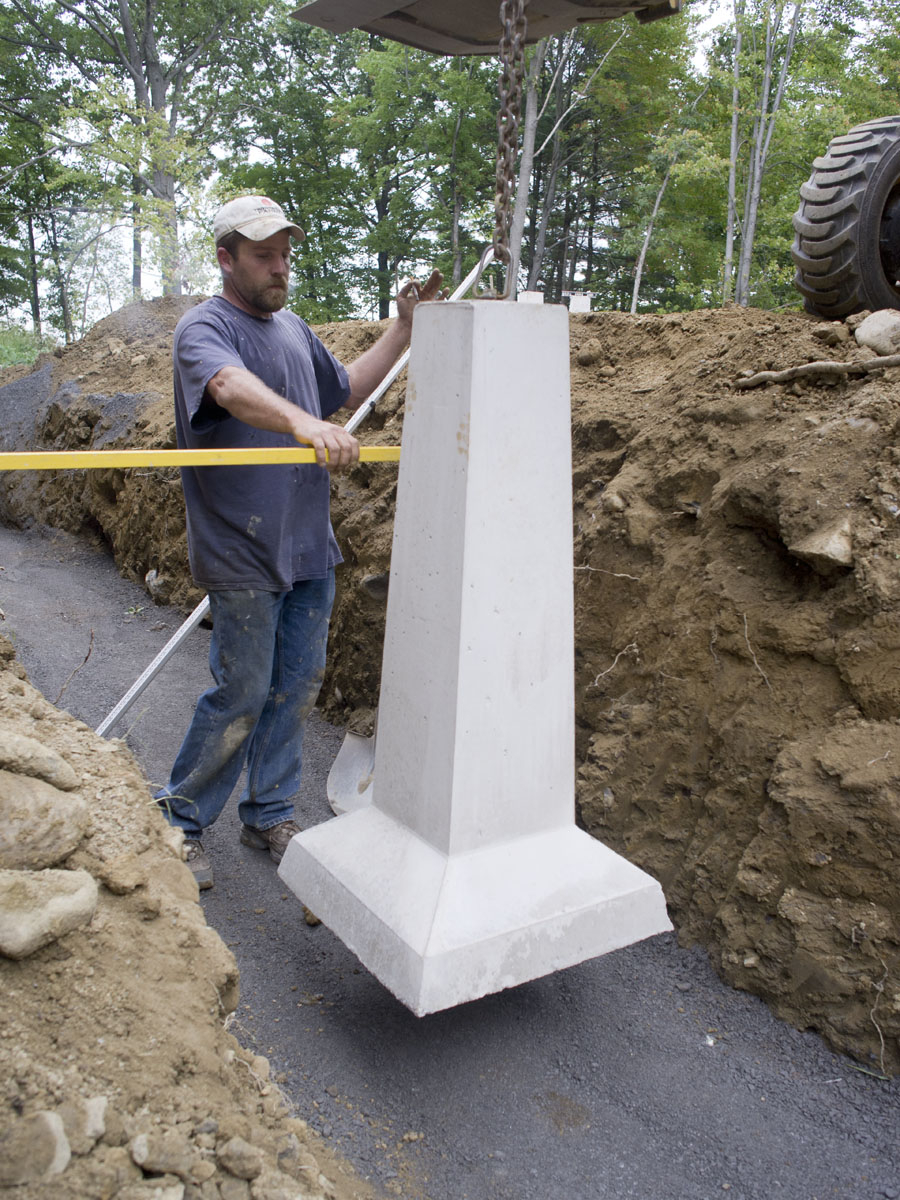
1, 294, 900, 1193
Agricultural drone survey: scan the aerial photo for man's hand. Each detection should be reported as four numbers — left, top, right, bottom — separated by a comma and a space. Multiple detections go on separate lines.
292, 413, 359, 472
344, 268, 449, 409
395, 269, 449, 327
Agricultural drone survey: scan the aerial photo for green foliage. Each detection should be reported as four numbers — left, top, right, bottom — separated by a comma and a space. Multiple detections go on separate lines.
0, 325, 54, 366
0, 0, 271, 321
217, 17, 497, 320
620, 0, 900, 311
513, 12, 698, 306
1, 0, 900, 329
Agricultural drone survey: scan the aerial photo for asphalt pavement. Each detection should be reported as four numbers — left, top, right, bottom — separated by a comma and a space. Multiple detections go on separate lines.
1, 520, 898, 1200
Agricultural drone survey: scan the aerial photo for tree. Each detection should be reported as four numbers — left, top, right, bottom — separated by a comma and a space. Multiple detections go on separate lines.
731, 0, 803, 305
3, 0, 898, 331
0, 6, 99, 338
220, 19, 497, 320
623, 0, 888, 312
508, 13, 695, 307
1, 0, 269, 295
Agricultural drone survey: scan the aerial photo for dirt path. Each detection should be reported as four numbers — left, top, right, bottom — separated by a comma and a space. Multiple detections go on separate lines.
2, 522, 899, 1200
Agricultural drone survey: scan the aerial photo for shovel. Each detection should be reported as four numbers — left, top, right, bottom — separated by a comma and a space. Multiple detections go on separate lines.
327, 722, 376, 814
326, 573, 387, 815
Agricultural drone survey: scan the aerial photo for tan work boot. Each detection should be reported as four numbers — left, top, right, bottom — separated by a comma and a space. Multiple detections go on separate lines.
239, 818, 302, 864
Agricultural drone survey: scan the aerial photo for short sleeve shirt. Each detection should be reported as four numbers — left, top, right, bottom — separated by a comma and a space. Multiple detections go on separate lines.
172, 295, 351, 591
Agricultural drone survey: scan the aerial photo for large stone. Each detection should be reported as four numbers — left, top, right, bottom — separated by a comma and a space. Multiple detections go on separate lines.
0, 767, 89, 868
790, 516, 854, 575
217, 1135, 264, 1180
95, 851, 149, 894
0, 724, 80, 789
129, 1129, 198, 1180
58, 1095, 108, 1155
854, 309, 900, 356
0, 867, 98, 958
0, 1110, 71, 1185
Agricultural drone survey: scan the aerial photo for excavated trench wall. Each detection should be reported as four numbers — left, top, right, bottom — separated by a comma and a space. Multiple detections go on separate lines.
1, 296, 898, 1073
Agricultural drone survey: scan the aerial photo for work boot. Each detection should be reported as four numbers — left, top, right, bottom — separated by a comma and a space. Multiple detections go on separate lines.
240, 818, 302, 864
183, 839, 213, 890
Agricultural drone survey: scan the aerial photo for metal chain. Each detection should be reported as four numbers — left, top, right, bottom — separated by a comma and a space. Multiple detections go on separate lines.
494, 0, 527, 267
474, 0, 527, 297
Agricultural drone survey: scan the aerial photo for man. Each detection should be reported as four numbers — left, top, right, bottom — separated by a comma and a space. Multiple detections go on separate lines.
156, 195, 444, 889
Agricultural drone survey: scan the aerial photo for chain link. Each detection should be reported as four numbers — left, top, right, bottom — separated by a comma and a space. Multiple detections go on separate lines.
473, 0, 527, 297
494, 0, 527, 268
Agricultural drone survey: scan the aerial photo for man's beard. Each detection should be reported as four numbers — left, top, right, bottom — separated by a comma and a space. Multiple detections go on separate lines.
251, 282, 289, 313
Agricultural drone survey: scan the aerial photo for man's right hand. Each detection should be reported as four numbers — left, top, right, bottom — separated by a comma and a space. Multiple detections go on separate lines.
292, 413, 360, 472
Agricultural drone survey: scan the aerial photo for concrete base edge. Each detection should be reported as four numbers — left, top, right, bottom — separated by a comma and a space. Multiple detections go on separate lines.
279, 807, 672, 1016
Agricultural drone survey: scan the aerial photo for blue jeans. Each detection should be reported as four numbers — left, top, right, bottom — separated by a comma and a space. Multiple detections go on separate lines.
157, 572, 335, 837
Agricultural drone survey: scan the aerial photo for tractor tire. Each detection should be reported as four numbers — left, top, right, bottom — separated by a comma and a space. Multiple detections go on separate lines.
791, 115, 900, 318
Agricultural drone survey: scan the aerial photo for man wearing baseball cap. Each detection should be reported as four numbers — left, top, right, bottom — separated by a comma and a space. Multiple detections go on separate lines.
156, 195, 445, 889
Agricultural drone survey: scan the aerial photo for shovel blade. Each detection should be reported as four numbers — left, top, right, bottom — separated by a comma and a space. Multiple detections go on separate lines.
326, 730, 375, 815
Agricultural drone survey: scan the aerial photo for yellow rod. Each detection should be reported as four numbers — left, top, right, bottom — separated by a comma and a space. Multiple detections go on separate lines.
0, 446, 401, 471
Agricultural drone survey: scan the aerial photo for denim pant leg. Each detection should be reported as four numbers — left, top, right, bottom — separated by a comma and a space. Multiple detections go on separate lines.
237, 572, 335, 830
158, 588, 285, 835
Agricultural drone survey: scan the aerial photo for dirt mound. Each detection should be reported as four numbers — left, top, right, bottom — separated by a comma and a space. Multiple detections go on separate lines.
0, 635, 377, 1198
1, 296, 899, 1078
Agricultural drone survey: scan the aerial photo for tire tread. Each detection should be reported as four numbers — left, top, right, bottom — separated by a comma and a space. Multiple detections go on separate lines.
792, 115, 900, 316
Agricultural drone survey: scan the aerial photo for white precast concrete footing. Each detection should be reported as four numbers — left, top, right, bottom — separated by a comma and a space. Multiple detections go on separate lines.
279, 300, 671, 1015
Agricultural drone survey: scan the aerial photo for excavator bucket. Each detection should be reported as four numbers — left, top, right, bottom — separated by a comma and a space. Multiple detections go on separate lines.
293, 0, 682, 55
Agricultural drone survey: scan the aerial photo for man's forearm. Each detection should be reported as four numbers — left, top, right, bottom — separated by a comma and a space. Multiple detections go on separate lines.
207, 365, 305, 435
205, 364, 359, 468
344, 318, 413, 408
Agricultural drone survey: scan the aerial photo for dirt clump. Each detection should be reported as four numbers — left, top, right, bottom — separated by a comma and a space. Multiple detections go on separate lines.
1, 295, 899, 1079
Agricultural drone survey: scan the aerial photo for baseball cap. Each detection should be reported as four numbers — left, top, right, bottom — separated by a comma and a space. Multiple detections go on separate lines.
213, 196, 306, 243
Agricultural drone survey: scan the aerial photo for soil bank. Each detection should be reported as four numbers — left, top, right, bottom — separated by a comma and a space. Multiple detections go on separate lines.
1, 295, 899, 1084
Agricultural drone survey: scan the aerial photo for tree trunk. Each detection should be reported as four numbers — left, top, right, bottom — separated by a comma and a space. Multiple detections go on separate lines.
631, 161, 673, 314
566, 207, 580, 292
722, 0, 744, 305
132, 176, 142, 299
47, 209, 74, 344
451, 192, 462, 285
527, 126, 561, 290
154, 166, 181, 297
448, 108, 463, 285
735, 1, 801, 306
584, 142, 599, 288
26, 209, 41, 336
375, 180, 392, 318
508, 41, 546, 295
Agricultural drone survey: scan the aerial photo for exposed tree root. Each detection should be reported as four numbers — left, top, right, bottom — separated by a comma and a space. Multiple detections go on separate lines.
735, 353, 900, 389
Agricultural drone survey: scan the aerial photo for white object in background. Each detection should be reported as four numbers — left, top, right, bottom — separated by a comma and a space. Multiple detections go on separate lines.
567, 292, 593, 313
280, 300, 671, 1015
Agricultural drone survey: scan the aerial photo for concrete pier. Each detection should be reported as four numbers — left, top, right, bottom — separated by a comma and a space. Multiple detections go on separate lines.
280, 300, 671, 1015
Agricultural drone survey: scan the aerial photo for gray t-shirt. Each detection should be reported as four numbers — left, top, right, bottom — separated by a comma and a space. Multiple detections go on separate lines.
173, 295, 351, 591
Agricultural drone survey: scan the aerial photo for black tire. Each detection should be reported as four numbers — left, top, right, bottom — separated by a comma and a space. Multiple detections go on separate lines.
791, 115, 900, 318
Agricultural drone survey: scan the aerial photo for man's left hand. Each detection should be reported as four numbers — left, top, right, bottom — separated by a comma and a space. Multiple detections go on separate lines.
395, 270, 449, 325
